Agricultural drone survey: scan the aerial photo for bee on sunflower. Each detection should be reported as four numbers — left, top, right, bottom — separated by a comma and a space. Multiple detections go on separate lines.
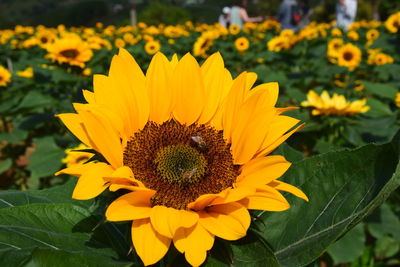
56, 49, 308, 266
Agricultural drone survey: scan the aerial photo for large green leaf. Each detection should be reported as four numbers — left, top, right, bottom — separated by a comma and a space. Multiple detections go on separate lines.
0, 203, 128, 267
27, 136, 64, 180
0, 180, 92, 209
256, 132, 400, 266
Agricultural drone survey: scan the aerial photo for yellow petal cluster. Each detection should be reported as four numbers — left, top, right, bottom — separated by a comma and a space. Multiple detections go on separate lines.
301, 90, 370, 116
0, 66, 11, 86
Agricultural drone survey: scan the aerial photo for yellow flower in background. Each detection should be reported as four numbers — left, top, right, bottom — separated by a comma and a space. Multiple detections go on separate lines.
35, 29, 56, 47
331, 28, 342, 36
114, 38, 126, 48
373, 53, 394, 65
337, 43, 361, 71
347, 30, 359, 41
16, 66, 34, 78
229, 24, 241, 35
366, 29, 379, 41
62, 143, 93, 168
354, 80, 365, 91
301, 90, 370, 116
267, 36, 291, 52
144, 40, 160, 55
83, 68, 92, 76
46, 36, 93, 68
385, 12, 400, 33
193, 32, 213, 57
0, 65, 11, 86
396, 93, 400, 108
56, 49, 307, 267
327, 38, 344, 59
234, 37, 249, 51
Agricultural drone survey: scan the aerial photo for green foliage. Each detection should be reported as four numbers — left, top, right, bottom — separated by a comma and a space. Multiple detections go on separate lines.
138, 1, 192, 25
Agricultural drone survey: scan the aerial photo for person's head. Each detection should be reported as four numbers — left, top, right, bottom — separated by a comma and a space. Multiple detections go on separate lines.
234, 0, 248, 8
222, 6, 231, 15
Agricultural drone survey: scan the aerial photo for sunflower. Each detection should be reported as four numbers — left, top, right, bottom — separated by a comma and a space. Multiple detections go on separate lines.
234, 37, 249, 52
56, 49, 308, 266
16, 66, 34, 78
114, 38, 126, 48
327, 38, 344, 59
347, 30, 359, 41
331, 28, 342, 36
301, 90, 370, 116
366, 29, 379, 41
46, 36, 93, 68
396, 93, 400, 108
229, 24, 241, 35
267, 36, 291, 52
35, 29, 56, 47
144, 40, 161, 55
337, 43, 361, 71
193, 32, 213, 57
62, 143, 93, 168
0, 65, 11, 86
384, 12, 400, 33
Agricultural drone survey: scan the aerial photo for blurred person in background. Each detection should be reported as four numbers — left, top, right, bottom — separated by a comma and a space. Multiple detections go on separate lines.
336, 0, 357, 29
219, 6, 231, 28
230, 0, 264, 28
277, 0, 302, 30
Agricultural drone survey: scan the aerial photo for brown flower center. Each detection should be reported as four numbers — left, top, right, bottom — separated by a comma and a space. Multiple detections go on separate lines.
123, 120, 238, 210
343, 51, 353, 61
60, 49, 79, 59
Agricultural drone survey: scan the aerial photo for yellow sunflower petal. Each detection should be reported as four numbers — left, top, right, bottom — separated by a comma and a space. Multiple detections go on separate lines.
77, 109, 123, 168
236, 155, 291, 186
198, 52, 230, 124
56, 113, 92, 147
257, 123, 305, 157
131, 218, 171, 266
173, 223, 214, 267
199, 202, 250, 240
146, 52, 173, 124
72, 162, 113, 200
55, 162, 94, 177
106, 191, 155, 221
239, 185, 290, 211
222, 72, 248, 142
150, 206, 199, 238
172, 53, 205, 125
82, 90, 96, 104
269, 180, 309, 201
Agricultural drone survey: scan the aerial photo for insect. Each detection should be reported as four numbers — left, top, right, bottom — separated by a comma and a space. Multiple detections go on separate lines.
191, 135, 207, 151
179, 167, 198, 181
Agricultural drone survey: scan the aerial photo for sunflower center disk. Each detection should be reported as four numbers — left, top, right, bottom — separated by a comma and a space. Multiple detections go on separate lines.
154, 144, 207, 186
123, 120, 239, 210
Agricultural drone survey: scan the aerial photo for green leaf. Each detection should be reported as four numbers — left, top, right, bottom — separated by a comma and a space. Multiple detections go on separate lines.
366, 203, 400, 242
0, 203, 124, 267
327, 224, 366, 264
27, 136, 64, 180
11, 91, 53, 112
25, 249, 130, 267
257, 131, 400, 266
374, 236, 399, 259
0, 180, 93, 209
0, 129, 28, 143
362, 81, 398, 99
0, 158, 12, 174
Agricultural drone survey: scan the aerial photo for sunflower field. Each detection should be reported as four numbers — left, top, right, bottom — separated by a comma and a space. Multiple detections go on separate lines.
0, 11, 400, 267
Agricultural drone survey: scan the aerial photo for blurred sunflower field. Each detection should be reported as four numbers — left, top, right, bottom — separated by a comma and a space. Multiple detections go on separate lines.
0, 10, 400, 267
